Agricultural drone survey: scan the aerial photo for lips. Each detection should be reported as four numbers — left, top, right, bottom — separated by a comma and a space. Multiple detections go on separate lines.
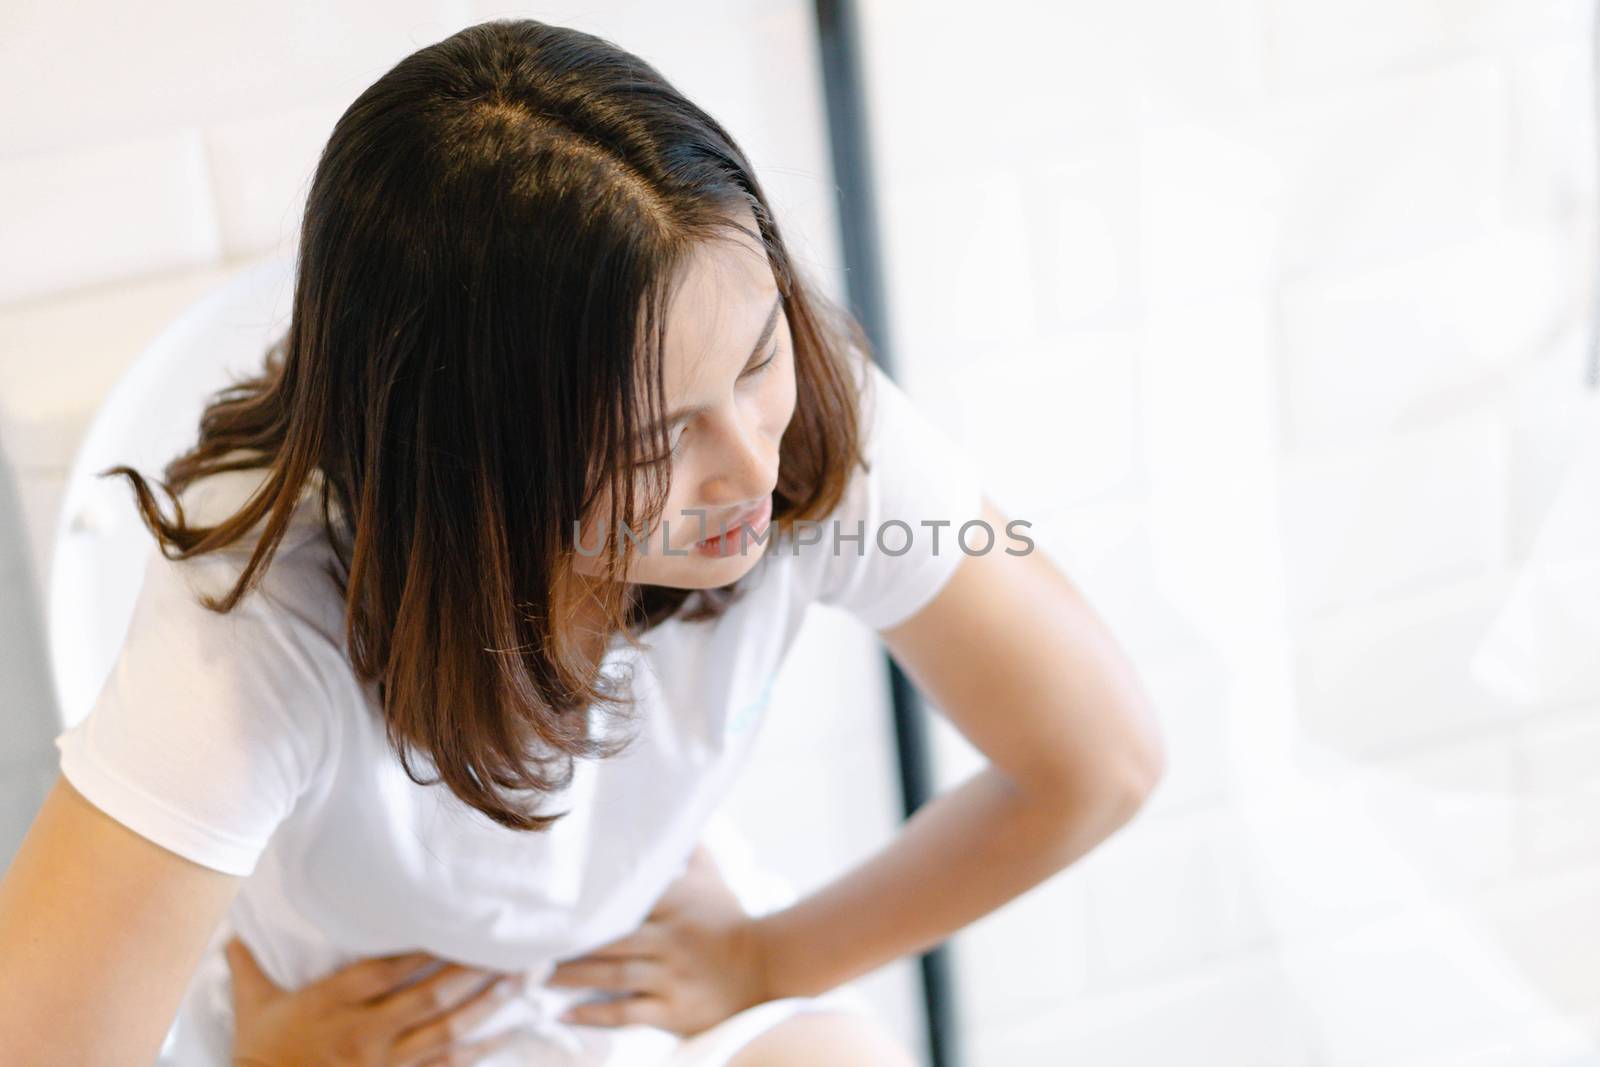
699, 499, 768, 543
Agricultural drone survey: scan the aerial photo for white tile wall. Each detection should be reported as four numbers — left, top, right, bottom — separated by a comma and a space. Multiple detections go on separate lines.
964, 943, 1320, 1066
0, 267, 239, 471
1295, 571, 1532, 755
879, 169, 1041, 360
203, 103, 344, 258
858, 0, 1600, 1063
1513, 704, 1600, 874
1277, 223, 1578, 448
1286, 901, 1568, 1066
4, 1, 1600, 1064
1268, 58, 1508, 279
948, 870, 1091, 1035
1473, 863, 1600, 1038
1263, 0, 1578, 91
1278, 406, 1508, 616
954, 330, 1142, 517
1506, 333, 1599, 561
0, 131, 222, 306
1505, 32, 1600, 225
1080, 804, 1279, 985
1366, 731, 1521, 894
1025, 151, 1144, 331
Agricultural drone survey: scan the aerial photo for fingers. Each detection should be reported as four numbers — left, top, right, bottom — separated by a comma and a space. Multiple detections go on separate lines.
410, 1024, 523, 1067
386, 972, 526, 1066
544, 954, 667, 995
222, 937, 282, 1011
561, 991, 670, 1030
371, 963, 514, 1037
317, 949, 442, 1004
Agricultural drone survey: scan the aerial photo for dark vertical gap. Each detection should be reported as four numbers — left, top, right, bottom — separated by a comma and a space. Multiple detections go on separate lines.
811, 3, 962, 1066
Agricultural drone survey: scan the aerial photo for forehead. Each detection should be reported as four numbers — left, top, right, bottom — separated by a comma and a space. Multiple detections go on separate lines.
657, 226, 780, 374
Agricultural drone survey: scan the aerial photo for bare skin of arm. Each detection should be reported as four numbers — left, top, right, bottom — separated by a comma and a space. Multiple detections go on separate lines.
751, 494, 1168, 1000
0, 773, 246, 1067
0, 774, 526, 1067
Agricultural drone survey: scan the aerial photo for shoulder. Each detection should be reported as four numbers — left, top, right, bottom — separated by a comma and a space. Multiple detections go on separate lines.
55, 534, 343, 876
55, 464, 373, 875
792, 355, 985, 632
119, 511, 350, 761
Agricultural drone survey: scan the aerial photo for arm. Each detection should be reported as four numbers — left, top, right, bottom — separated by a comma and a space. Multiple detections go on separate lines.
751, 494, 1166, 999
0, 773, 244, 1067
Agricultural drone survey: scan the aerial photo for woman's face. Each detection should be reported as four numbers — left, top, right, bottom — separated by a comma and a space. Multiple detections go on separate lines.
571, 221, 797, 589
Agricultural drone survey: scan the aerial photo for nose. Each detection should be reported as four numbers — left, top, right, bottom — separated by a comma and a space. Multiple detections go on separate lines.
700, 408, 778, 508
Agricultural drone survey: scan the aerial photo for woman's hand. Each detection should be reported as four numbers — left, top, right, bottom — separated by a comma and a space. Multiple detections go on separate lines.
225, 937, 526, 1066
541, 843, 770, 1038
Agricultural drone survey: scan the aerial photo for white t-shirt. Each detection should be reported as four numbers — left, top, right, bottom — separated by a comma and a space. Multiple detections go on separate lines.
54, 360, 985, 1065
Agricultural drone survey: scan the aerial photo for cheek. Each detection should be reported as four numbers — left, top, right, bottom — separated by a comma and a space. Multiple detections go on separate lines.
658, 481, 703, 545
775, 359, 799, 423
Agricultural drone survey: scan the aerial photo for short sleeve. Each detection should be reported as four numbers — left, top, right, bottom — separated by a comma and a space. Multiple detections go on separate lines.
54, 544, 333, 877
810, 359, 986, 631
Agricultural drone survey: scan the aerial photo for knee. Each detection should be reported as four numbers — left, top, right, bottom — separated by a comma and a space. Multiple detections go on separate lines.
725, 1008, 919, 1067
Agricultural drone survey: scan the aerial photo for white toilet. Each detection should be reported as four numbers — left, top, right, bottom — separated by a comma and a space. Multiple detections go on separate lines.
48, 253, 298, 733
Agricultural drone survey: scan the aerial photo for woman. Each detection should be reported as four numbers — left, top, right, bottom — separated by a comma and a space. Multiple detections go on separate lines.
0, 17, 1165, 1066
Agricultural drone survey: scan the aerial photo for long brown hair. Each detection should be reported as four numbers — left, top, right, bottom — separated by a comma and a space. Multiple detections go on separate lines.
102, 18, 871, 831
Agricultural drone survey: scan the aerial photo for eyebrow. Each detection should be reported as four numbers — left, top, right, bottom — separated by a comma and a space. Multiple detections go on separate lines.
644, 292, 783, 433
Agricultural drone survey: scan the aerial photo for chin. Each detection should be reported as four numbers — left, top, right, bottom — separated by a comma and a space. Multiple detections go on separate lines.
637, 545, 766, 589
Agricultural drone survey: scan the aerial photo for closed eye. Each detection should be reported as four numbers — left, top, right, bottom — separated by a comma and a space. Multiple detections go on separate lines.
744, 344, 778, 377
631, 343, 781, 467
